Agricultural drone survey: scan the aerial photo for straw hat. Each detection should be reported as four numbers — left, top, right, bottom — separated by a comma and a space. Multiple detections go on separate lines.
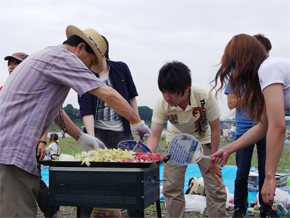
66, 25, 107, 73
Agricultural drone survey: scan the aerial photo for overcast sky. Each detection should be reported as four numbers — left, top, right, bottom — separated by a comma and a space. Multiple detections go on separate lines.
0, 0, 289, 119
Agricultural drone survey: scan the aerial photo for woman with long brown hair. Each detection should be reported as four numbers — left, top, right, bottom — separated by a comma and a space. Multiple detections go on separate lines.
45, 133, 60, 159
210, 34, 290, 206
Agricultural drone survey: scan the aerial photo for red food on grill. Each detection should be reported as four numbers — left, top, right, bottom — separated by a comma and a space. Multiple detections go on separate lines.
133, 152, 164, 163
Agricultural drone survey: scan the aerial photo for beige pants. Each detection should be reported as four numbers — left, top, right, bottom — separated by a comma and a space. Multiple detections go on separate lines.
0, 164, 39, 217
163, 144, 227, 218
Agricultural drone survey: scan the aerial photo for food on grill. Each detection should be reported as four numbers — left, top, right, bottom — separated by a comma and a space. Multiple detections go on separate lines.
57, 149, 164, 166
58, 154, 76, 161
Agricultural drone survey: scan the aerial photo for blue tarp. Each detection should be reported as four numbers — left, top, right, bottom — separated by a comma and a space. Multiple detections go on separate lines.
158, 164, 249, 202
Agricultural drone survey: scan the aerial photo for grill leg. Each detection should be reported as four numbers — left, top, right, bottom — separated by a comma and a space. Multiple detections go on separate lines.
77, 207, 80, 218
127, 209, 144, 217
156, 200, 162, 218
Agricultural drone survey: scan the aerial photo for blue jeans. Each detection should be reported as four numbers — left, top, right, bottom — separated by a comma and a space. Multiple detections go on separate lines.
230, 131, 236, 141
234, 134, 271, 212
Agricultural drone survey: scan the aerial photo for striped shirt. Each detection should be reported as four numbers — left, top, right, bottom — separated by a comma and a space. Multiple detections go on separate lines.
0, 45, 104, 176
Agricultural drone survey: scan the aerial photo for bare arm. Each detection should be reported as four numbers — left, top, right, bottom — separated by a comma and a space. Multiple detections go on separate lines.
89, 86, 141, 124
130, 97, 139, 115
227, 93, 236, 110
38, 131, 48, 160
263, 84, 285, 178
54, 109, 81, 140
208, 118, 220, 154
205, 118, 222, 183
82, 114, 95, 136
213, 116, 268, 160
261, 83, 286, 204
146, 122, 164, 153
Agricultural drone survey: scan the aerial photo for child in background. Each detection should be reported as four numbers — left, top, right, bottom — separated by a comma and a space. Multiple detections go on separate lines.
45, 133, 60, 159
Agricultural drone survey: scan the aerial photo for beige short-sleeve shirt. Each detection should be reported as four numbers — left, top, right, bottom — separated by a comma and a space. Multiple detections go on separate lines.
152, 84, 220, 144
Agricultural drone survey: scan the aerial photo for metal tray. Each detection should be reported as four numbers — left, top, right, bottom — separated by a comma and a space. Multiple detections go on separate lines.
40, 160, 156, 168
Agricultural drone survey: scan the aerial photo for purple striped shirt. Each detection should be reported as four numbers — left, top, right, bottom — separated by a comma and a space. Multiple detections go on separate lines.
0, 45, 104, 175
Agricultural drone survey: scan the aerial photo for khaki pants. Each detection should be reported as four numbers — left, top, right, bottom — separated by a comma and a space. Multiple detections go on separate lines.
163, 144, 227, 218
0, 164, 39, 217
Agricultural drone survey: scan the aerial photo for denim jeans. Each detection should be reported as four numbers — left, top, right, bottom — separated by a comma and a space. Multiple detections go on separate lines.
234, 134, 271, 212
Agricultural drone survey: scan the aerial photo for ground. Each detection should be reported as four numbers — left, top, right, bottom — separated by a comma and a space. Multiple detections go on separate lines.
37, 204, 268, 217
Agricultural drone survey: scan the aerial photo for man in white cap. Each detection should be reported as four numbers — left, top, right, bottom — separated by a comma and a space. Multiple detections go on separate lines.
0, 25, 151, 217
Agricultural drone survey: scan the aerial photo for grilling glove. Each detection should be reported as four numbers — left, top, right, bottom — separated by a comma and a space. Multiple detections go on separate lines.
130, 121, 151, 143
77, 132, 106, 151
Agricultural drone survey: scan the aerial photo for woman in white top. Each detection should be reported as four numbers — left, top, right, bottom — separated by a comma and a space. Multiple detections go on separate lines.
45, 133, 60, 159
211, 34, 290, 205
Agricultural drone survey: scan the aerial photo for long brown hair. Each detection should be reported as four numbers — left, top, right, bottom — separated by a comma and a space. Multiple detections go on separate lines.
49, 133, 59, 145
211, 34, 268, 121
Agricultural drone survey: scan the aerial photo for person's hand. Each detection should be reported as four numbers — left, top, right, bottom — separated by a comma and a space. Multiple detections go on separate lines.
77, 132, 106, 151
37, 142, 46, 161
130, 121, 151, 143
205, 158, 223, 184
210, 147, 230, 167
261, 177, 276, 205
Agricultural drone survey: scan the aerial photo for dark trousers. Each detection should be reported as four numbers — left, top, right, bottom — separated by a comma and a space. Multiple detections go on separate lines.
37, 154, 59, 217
234, 134, 272, 212
94, 128, 133, 149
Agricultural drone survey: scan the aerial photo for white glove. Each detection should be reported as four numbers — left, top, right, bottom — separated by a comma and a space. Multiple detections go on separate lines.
77, 132, 106, 151
130, 121, 151, 143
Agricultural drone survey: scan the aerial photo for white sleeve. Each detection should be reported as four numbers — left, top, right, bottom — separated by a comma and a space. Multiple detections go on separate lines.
258, 61, 284, 91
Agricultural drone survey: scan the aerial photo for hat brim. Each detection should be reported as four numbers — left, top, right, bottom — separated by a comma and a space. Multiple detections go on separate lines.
66, 25, 103, 73
4, 55, 23, 62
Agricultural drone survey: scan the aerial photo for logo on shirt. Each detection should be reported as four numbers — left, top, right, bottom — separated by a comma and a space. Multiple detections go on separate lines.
192, 99, 208, 137
167, 114, 178, 124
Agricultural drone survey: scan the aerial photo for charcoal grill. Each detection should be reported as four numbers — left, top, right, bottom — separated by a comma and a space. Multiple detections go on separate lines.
41, 161, 162, 217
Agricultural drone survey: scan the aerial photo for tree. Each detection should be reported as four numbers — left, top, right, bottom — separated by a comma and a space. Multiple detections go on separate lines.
138, 106, 153, 122
62, 104, 81, 121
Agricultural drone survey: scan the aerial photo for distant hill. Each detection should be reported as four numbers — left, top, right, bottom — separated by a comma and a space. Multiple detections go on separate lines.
138, 106, 153, 122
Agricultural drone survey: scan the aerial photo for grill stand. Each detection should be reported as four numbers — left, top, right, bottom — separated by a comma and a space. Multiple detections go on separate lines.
48, 165, 162, 218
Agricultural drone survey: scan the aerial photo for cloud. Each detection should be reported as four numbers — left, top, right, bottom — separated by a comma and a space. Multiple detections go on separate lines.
0, 0, 289, 118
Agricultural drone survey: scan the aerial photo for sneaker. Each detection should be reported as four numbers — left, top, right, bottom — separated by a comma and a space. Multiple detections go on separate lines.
260, 209, 280, 218
232, 208, 246, 218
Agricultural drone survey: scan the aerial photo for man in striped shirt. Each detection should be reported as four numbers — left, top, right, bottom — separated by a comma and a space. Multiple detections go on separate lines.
0, 25, 151, 217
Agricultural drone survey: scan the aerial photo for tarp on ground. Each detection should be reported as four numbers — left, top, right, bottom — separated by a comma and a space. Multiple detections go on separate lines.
158, 164, 240, 202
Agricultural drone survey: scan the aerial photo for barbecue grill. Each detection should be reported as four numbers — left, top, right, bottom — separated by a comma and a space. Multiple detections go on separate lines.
41, 160, 162, 217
